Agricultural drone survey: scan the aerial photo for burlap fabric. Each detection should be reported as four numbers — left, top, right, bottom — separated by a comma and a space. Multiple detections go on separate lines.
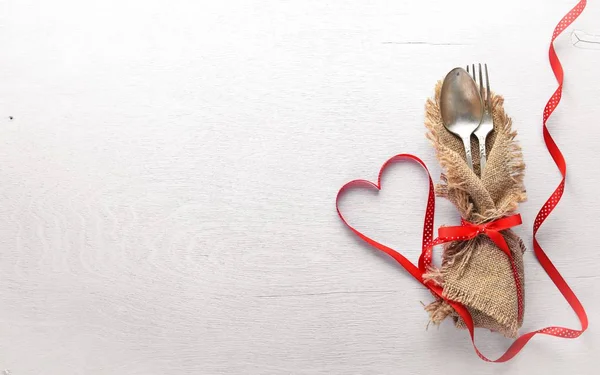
423, 81, 527, 338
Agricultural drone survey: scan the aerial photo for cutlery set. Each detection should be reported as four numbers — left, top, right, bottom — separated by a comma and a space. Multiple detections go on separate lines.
440, 63, 493, 174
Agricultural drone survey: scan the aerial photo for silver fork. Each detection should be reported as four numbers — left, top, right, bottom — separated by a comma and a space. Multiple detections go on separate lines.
467, 63, 493, 175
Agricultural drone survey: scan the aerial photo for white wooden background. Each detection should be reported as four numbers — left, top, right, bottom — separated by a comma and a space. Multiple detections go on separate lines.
0, 0, 599, 374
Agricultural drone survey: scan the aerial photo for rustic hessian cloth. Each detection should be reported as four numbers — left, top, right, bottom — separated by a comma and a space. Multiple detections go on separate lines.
423, 81, 527, 338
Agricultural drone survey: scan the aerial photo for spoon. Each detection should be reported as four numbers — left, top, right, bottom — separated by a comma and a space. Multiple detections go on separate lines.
439, 67, 484, 170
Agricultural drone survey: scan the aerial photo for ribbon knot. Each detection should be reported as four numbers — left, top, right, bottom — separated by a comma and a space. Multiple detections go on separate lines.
438, 214, 523, 258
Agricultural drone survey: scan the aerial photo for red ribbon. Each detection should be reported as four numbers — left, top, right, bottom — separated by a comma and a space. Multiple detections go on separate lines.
336, 0, 588, 362
437, 214, 522, 258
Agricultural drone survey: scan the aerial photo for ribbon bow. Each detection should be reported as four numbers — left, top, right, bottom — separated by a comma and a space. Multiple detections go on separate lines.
437, 214, 523, 259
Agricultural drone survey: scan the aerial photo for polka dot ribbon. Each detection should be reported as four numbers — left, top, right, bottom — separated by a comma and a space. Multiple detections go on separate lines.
335, 0, 588, 362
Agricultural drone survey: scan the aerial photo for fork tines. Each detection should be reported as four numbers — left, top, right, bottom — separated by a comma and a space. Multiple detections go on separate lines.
466, 63, 491, 109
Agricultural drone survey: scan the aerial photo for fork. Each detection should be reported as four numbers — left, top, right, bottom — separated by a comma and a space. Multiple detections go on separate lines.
467, 63, 493, 175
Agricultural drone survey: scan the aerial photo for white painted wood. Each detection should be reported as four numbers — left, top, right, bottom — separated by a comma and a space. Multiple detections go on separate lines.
0, 0, 599, 373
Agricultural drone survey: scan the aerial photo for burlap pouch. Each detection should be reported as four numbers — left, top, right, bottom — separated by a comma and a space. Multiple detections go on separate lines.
423, 81, 527, 338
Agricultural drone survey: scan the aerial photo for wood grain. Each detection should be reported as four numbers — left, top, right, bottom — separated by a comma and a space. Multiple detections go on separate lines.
0, 0, 599, 373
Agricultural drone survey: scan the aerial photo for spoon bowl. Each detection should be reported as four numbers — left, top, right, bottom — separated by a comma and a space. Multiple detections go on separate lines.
440, 67, 483, 170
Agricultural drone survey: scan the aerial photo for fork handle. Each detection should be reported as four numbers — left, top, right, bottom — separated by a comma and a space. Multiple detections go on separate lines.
461, 135, 474, 171
477, 135, 487, 175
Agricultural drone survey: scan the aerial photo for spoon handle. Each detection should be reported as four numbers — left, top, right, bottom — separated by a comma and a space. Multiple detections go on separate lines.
477, 135, 487, 175
462, 136, 474, 170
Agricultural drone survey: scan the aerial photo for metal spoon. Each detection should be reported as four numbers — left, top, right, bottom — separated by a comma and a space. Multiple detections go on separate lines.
439, 67, 484, 170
